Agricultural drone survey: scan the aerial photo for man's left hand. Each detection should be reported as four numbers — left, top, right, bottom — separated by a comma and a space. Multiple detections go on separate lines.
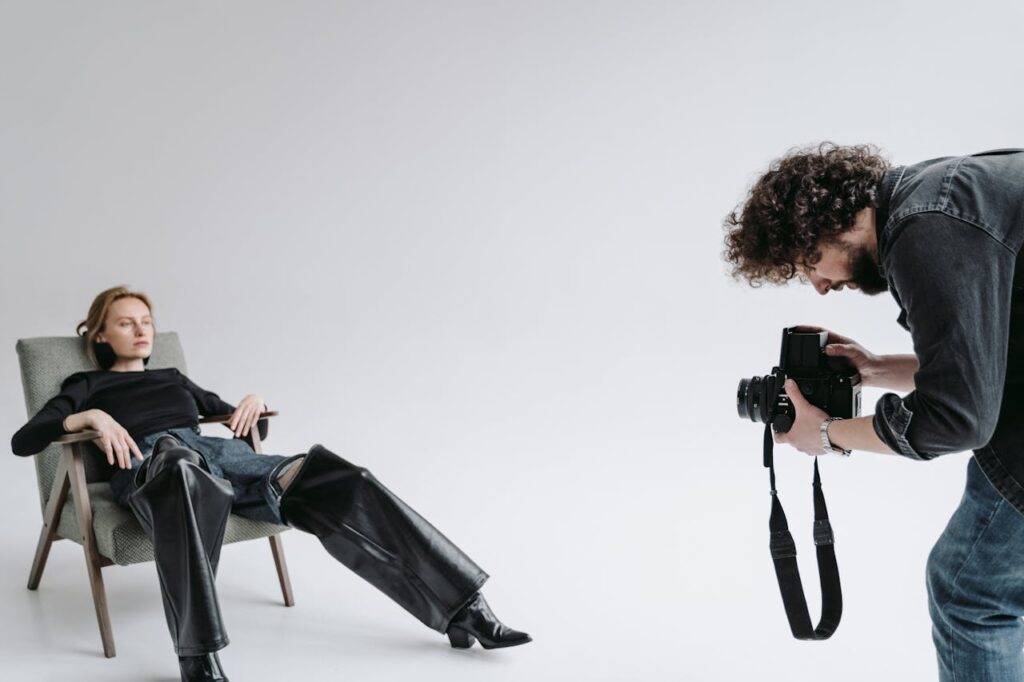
228, 394, 267, 438
772, 379, 829, 456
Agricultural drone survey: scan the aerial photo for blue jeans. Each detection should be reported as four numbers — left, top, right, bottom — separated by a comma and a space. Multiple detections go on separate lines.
927, 455, 1024, 681
109, 425, 301, 526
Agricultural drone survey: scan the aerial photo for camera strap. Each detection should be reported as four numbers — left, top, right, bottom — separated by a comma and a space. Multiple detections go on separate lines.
763, 422, 842, 640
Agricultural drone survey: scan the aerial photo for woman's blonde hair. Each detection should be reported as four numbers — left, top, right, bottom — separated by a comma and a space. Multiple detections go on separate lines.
76, 285, 156, 369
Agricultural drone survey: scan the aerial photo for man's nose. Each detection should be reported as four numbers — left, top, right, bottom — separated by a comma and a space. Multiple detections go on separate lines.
809, 275, 830, 296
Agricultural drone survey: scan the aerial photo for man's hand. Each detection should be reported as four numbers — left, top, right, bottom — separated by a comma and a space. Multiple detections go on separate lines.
228, 394, 267, 438
773, 379, 830, 457
82, 409, 145, 469
794, 323, 917, 391
792, 324, 882, 384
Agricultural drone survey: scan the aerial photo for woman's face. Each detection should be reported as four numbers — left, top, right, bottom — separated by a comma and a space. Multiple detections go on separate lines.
95, 297, 154, 363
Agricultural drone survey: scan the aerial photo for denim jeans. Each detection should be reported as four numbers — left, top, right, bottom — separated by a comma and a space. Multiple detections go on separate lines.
109, 425, 301, 526
927, 455, 1024, 681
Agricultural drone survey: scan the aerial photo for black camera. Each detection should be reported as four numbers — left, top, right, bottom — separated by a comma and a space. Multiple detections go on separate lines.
737, 328, 862, 433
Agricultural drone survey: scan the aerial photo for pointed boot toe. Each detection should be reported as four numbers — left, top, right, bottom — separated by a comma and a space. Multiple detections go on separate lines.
446, 593, 532, 650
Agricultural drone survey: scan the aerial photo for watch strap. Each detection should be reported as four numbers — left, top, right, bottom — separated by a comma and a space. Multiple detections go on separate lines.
820, 417, 851, 456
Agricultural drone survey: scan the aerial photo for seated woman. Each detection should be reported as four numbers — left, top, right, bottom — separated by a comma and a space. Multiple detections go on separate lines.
11, 285, 530, 682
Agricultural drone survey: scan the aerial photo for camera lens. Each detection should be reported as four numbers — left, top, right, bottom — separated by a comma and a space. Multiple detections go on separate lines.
737, 373, 780, 424
737, 375, 764, 422
737, 378, 751, 419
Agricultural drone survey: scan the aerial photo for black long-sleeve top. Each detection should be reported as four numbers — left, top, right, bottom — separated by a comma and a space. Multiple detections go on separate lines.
11, 367, 268, 457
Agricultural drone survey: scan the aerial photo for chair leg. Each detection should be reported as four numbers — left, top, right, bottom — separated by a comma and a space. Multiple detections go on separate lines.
68, 446, 116, 658
28, 454, 71, 590
269, 534, 295, 607
27, 526, 60, 591
247, 427, 294, 606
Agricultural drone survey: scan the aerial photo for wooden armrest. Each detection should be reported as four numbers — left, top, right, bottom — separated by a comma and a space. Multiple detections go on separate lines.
52, 430, 103, 444
46, 411, 277, 447
199, 410, 278, 425
203, 411, 277, 452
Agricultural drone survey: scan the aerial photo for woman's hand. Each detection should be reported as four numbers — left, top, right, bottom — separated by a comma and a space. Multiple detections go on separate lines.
228, 394, 267, 438
81, 409, 144, 469
792, 324, 882, 386
773, 379, 830, 457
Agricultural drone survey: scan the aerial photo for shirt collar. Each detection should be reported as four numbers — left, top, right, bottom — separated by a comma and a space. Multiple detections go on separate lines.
874, 166, 905, 278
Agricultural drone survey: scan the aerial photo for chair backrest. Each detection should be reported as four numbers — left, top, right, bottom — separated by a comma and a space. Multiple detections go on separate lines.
15, 331, 187, 516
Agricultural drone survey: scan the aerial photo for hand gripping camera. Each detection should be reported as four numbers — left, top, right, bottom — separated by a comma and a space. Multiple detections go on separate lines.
737, 327, 862, 432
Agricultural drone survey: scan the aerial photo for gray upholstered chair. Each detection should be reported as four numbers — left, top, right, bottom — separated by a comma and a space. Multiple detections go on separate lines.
14, 331, 295, 658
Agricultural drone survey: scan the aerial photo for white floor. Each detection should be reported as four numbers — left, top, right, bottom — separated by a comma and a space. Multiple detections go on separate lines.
1, 533, 541, 682
1, 450, 957, 681
1, 468, 550, 682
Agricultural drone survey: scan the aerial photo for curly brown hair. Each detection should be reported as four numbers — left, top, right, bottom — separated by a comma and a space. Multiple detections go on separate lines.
722, 142, 889, 287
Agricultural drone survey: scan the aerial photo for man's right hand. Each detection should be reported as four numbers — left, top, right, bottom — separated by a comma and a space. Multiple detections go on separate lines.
73, 409, 144, 470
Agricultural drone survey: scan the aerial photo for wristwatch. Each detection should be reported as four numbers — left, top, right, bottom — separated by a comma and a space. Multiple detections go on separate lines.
820, 417, 852, 457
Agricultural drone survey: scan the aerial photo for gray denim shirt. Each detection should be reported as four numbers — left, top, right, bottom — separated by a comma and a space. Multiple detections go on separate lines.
872, 148, 1024, 513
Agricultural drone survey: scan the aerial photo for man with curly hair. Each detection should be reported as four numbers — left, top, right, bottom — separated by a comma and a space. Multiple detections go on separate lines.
724, 144, 1024, 680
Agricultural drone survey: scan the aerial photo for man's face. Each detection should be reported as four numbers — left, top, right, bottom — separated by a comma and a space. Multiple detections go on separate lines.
798, 241, 888, 296
796, 207, 889, 296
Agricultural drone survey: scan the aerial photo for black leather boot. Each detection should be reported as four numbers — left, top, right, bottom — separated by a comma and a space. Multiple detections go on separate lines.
127, 436, 235, 661
178, 651, 229, 681
278, 444, 489, 634
446, 592, 532, 649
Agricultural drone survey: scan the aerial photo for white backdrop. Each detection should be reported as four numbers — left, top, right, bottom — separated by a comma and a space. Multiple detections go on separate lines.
2, 1, 1023, 680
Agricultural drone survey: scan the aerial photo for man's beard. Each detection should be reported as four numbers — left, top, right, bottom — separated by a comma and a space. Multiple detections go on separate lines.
846, 244, 888, 295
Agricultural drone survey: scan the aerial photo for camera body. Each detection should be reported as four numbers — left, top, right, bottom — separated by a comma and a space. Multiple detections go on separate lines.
737, 328, 862, 433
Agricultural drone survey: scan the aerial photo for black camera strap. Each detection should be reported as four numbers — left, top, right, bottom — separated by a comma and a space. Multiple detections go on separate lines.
763, 422, 842, 640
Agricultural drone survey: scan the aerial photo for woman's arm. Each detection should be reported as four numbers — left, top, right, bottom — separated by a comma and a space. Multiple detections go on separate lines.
59, 408, 144, 469
175, 369, 269, 440
11, 373, 91, 456
226, 394, 269, 439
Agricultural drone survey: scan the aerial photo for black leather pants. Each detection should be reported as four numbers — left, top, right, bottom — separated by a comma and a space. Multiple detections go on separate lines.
277, 444, 489, 633
127, 439, 234, 656
126, 438, 489, 655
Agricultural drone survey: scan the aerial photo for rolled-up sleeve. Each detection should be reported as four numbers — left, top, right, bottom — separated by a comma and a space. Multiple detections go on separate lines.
872, 213, 1016, 460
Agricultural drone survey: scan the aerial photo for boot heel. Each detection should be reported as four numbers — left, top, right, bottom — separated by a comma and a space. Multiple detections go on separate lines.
447, 627, 476, 649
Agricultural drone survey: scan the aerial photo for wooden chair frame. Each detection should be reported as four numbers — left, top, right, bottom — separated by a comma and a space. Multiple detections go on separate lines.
26, 411, 295, 658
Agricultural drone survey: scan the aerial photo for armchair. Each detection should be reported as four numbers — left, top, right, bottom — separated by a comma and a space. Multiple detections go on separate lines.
14, 331, 295, 658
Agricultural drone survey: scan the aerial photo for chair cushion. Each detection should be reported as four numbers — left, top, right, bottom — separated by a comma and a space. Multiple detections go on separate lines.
56, 482, 289, 566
